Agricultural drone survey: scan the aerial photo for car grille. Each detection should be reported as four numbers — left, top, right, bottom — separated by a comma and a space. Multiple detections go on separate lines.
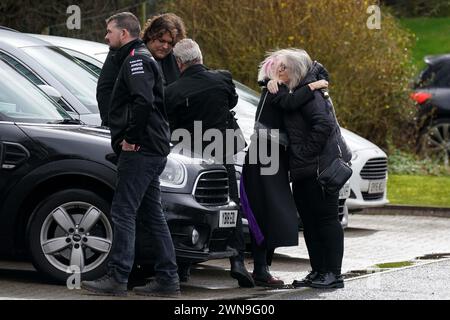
362, 192, 385, 201
194, 170, 229, 206
209, 229, 233, 252
360, 158, 388, 180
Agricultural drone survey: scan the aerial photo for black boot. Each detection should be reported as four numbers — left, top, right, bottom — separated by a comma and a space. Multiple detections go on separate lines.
310, 272, 344, 289
230, 258, 255, 288
292, 270, 320, 288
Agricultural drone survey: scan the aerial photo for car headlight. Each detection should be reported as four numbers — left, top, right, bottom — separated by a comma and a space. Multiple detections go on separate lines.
160, 157, 186, 187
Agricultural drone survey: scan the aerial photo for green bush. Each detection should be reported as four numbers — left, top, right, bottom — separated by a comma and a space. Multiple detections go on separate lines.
163, 0, 417, 150
388, 150, 450, 176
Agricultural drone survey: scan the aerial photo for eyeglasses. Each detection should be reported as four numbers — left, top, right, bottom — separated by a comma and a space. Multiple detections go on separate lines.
278, 63, 288, 72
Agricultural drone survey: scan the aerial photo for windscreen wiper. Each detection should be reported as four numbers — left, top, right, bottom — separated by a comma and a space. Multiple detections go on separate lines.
47, 119, 83, 125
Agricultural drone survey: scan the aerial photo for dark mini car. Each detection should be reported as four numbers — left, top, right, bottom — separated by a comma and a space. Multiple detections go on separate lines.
411, 54, 450, 165
0, 60, 238, 283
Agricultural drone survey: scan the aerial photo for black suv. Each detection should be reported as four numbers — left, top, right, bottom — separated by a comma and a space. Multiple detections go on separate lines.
0, 60, 238, 283
411, 54, 450, 165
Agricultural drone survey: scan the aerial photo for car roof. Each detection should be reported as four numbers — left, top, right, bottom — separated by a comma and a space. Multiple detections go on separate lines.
424, 54, 450, 66
28, 34, 109, 58
0, 29, 53, 48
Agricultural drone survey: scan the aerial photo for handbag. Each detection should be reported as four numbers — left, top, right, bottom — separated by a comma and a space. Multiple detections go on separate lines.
316, 92, 353, 194
317, 155, 353, 195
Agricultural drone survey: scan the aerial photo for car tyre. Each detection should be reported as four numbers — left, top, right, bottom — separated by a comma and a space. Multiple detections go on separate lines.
417, 118, 450, 166
28, 189, 113, 283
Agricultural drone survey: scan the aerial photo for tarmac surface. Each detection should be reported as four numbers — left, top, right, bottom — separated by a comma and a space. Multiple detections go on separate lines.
0, 213, 449, 300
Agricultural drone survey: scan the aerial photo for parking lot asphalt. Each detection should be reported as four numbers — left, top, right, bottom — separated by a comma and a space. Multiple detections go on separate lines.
260, 258, 450, 300
0, 213, 450, 300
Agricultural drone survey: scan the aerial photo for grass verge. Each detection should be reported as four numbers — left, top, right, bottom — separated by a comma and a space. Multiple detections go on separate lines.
388, 174, 450, 207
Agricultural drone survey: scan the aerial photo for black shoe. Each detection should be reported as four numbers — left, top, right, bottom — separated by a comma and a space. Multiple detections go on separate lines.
310, 272, 344, 289
292, 270, 320, 288
230, 259, 255, 288
252, 265, 284, 288
133, 280, 181, 298
81, 273, 127, 297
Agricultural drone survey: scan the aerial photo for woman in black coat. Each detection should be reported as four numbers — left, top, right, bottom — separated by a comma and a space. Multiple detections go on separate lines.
240, 55, 327, 287
269, 49, 351, 289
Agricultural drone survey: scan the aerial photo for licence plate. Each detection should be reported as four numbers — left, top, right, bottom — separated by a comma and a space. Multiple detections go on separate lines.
368, 180, 386, 194
219, 210, 238, 228
339, 184, 351, 199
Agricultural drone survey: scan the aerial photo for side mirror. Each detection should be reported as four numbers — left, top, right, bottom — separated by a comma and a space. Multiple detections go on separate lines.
38, 85, 62, 101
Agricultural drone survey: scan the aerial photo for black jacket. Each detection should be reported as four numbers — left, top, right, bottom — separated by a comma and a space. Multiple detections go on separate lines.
165, 64, 238, 136
108, 39, 170, 156
97, 48, 180, 126
255, 83, 314, 137
273, 64, 351, 181
158, 52, 180, 86
96, 49, 119, 127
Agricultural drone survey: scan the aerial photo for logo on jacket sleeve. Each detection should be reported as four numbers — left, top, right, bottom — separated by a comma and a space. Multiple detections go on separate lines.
129, 59, 144, 75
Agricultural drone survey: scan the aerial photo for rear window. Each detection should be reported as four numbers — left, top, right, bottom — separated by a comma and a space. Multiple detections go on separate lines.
418, 62, 450, 88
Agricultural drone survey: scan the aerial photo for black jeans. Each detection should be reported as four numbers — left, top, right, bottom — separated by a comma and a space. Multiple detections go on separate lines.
108, 151, 178, 284
292, 177, 344, 275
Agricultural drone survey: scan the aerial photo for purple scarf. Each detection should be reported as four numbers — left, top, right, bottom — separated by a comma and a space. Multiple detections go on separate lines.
239, 172, 265, 246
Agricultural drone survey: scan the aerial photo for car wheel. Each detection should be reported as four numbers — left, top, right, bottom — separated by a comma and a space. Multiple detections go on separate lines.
28, 189, 113, 283
417, 118, 450, 166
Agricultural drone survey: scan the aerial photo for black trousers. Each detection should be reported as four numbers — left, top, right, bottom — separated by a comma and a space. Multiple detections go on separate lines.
225, 164, 246, 261
292, 177, 344, 275
250, 238, 275, 269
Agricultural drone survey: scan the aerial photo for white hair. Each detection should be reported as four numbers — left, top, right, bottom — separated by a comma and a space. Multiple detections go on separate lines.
173, 38, 203, 65
258, 48, 313, 90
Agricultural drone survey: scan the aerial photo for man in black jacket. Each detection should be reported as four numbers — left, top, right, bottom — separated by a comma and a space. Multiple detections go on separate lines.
97, 13, 186, 126
165, 39, 255, 288
82, 12, 179, 298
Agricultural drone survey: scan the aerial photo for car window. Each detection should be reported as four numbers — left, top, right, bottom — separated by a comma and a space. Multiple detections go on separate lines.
418, 63, 450, 88
59, 47, 103, 76
0, 61, 71, 123
74, 58, 102, 75
22, 46, 100, 113
0, 51, 45, 85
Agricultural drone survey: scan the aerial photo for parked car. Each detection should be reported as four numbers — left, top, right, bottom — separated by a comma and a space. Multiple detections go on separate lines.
0, 59, 239, 283
0, 29, 102, 125
411, 54, 450, 166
